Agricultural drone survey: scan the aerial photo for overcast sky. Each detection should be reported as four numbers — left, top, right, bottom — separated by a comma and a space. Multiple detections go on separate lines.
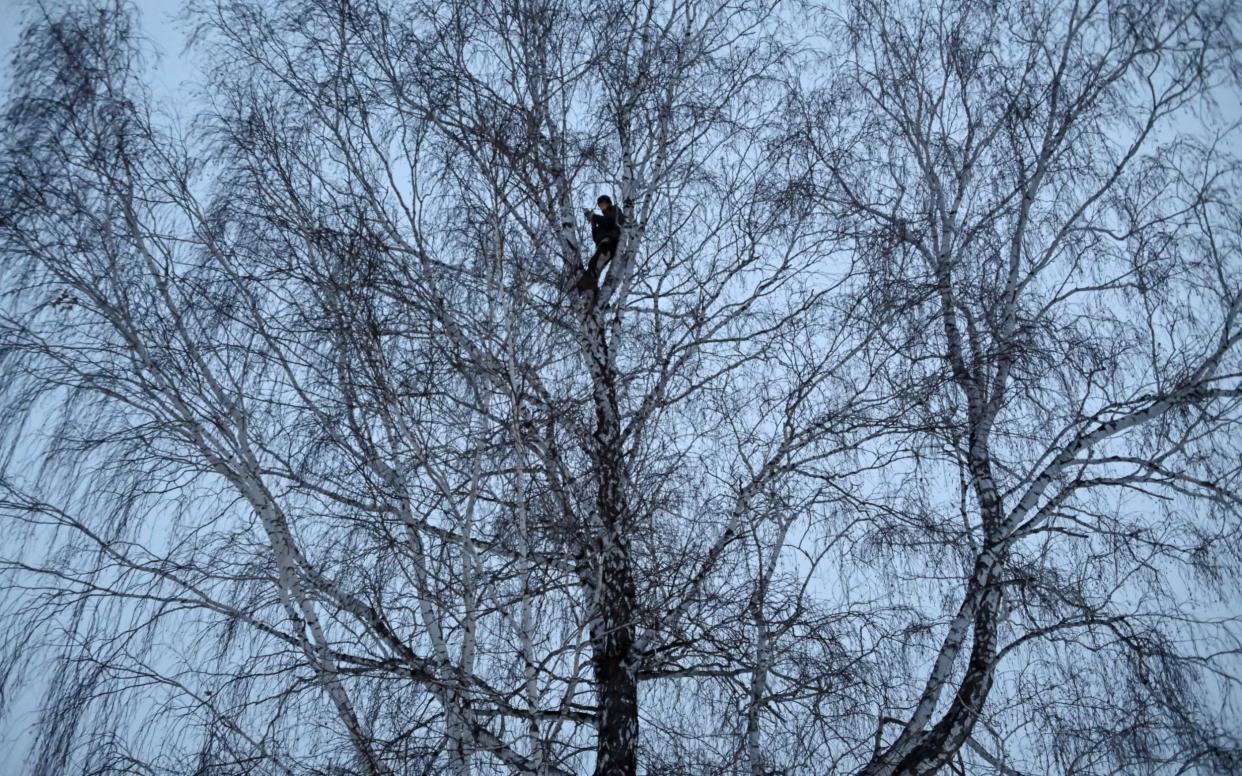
0, 4, 199, 765
0, 0, 201, 103
2, 0, 1239, 136
0, 0, 1239, 772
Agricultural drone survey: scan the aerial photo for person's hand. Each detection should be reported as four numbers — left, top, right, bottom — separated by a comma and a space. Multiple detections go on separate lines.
583, 208, 593, 220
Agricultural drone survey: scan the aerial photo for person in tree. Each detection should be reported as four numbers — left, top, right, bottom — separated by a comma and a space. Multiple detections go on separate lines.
586, 195, 624, 254
577, 195, 625, 293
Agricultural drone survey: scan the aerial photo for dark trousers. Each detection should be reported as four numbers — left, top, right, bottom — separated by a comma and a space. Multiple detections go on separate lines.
576, 239, 617, 293
592, 239, 617, 264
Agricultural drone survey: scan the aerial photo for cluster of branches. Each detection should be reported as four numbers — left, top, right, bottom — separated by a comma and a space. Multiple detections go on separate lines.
0, 0, 1239, 774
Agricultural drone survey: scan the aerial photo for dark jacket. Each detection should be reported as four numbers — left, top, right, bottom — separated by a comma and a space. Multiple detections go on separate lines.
589, 206, 625, 246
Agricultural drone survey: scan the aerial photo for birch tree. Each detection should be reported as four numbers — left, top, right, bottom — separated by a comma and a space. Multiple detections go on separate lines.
783, 0, 1242, 771
1, 0, 1241, 774
0, 0, 862, 773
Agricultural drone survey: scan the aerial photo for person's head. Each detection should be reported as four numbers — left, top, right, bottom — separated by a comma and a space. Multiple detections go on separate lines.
597, 195, 613, 211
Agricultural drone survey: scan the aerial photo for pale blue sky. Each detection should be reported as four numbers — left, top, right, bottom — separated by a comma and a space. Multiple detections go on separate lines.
0, 1, 1239, 772
0, 0, 202, 101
